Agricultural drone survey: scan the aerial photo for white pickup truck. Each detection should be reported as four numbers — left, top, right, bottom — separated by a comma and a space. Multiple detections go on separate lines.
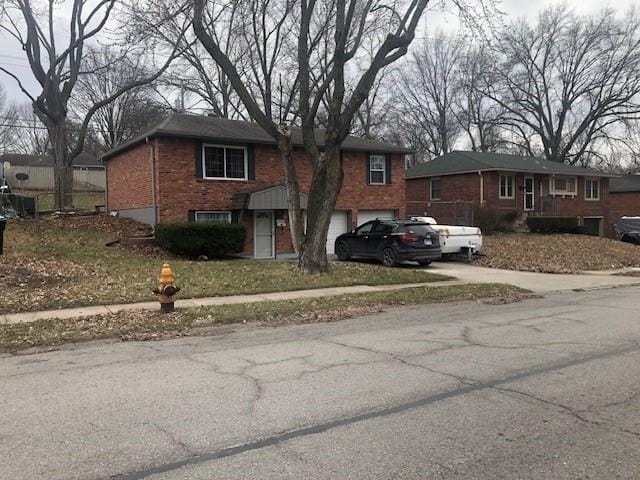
411, 216, 483, 257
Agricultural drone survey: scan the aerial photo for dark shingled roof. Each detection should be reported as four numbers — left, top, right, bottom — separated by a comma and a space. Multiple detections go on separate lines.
610, 174, 640, 193
0, 152, 101, 167
406, 151, 611, 178
101, 113, 413, 160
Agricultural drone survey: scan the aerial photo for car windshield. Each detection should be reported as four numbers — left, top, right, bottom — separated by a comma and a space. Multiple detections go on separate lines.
401, 224, 433, 236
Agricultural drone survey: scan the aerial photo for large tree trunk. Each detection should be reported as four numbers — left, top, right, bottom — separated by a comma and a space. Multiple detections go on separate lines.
49, 122, 74, 210
297, 147, 343, 274
277, 126, 304, 254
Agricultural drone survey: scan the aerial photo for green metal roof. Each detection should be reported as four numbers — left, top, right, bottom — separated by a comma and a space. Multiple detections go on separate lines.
406, 151, 611, 178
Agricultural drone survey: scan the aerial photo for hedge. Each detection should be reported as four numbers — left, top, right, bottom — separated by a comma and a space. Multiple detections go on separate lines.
526, 216, 585, 234
155, 222, 246, 258
475, 208, 518, 234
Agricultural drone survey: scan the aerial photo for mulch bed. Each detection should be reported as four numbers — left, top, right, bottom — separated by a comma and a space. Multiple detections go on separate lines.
474, 233, 640, 273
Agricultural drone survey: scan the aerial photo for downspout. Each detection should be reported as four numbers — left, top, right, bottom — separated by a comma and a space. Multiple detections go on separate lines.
478, 171, 484, 205
146, 137, 158, 225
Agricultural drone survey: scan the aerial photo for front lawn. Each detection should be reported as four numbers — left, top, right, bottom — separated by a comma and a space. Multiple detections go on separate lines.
474, 233, 640, 273
0, 216, 449, 314
0, 283, 529, 352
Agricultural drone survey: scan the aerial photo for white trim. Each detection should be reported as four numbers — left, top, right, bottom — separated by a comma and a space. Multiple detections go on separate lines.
254, 210, 275, 259
194, 211, 232, 223
524, 176, 534, 211
584, 178, 600, 201
202, 144, 248, 181
499, 174, 515, 199
369, 154, 386, 185
549, 175, 577, 196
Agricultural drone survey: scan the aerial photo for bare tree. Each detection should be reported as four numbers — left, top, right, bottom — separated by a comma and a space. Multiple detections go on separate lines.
75, 46, 169, 152
487, 5, 640, 165
0, 0, 185, 209
6, 103, 51, 155
395, 32, 464, 161
192, 0, 431, 273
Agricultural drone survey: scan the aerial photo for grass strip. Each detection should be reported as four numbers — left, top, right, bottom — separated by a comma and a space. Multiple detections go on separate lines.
0, 283, 530, 353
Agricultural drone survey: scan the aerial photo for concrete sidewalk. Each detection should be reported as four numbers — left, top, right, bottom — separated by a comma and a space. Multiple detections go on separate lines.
427, 262, 640, 293
0, 280, 464, 326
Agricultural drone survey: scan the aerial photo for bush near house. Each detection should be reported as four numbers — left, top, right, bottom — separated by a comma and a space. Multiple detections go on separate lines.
475, 207, 518, 234
526, 216, 585, 234
155, 222, 246, 258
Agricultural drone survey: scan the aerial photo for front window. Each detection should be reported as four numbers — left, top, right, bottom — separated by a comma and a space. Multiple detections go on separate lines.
194, 211, 231, 223
203, 145, 247, 180
550, 176, 577, 195
585, 178, 600, 200
369, 154, 386, 185
431, 178, 441, 200
499, 175, 514, 199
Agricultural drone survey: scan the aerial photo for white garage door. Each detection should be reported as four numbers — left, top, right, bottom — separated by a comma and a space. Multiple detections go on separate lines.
357, 210, 395, 226
327, 211, 349, 254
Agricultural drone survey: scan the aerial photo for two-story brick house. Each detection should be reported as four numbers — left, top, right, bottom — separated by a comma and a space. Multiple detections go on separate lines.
406, 151, 613, 236
103, 113, 410, 258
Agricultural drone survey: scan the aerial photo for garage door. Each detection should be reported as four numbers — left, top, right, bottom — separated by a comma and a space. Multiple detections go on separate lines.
327, 211, 348, 254
357, 210, 395, 226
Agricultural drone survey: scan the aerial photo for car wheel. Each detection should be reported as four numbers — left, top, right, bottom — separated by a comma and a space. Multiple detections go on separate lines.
381, 247, 397, 267
417, 259, 431, 266
336, 242, 351, 261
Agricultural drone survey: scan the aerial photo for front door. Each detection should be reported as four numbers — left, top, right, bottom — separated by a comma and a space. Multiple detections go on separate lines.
254, 210, 274, 258
524, 176, 534, 211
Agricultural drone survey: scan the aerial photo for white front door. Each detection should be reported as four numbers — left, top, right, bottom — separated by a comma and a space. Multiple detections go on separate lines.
524, 177, 534, 211
254, 210, 274, 258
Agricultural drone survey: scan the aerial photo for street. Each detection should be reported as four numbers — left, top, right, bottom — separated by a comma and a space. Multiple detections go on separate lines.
1, 285, 640, 479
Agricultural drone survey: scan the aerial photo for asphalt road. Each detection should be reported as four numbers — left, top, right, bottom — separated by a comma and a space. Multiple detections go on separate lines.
2, 285, 640, 480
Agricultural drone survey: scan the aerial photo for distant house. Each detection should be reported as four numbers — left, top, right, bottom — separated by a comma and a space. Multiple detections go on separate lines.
0, 153, 105, 191
102, 113, 409, 259
405, 151, 613, 236
609, 174, 640, 230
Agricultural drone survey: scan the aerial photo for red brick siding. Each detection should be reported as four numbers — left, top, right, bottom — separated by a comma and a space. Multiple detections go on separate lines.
106, 143, 153, 210
607, 192, 640, 237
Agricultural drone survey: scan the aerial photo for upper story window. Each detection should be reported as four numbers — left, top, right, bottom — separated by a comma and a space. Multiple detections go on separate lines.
499, 174, 514, 199
203, 145, 247, 180
195, 211, 231, 223
585, 178, 600, 201
369, 154, 387, 185
550, 175, 577, 195
430, 178, 441, 200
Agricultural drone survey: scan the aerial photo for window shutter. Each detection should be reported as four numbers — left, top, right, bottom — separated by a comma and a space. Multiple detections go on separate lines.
195, 142, 204, 178
366, 154, 371, 185
385, 154, 392, 184
188, 210, 196, 222
231, 211, 240, 223
247, 145, 255, 180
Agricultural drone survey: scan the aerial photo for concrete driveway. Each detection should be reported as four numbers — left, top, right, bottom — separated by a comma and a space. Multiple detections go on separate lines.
427, 261, 640, 293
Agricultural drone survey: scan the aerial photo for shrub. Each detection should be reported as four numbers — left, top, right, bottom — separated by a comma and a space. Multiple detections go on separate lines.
475, 208, 518, 234
526, 216, 583, 234
155, 222, 246, 258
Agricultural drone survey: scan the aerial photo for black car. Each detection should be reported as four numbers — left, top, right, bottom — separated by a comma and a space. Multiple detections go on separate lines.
334, 219, 442, 267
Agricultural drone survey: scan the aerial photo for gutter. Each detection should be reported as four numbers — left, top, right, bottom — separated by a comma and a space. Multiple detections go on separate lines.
146, 137, 158, 225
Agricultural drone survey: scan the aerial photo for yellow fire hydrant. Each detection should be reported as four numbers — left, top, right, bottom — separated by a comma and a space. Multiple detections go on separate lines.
152, 263, 180, 313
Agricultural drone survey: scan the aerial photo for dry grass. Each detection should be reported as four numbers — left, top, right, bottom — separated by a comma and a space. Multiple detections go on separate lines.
0, 283, 529, 352
474, 233, 640, 273
0, 216, 449, 314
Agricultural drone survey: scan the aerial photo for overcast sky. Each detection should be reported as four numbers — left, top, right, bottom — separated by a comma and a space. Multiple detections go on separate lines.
0, 0, 637, 105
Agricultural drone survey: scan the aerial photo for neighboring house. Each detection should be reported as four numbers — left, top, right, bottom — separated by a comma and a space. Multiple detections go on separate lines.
609, 174, 640, 231
0, 153, 105, 191
406, 151, 613, 236
102, 113, 409, 258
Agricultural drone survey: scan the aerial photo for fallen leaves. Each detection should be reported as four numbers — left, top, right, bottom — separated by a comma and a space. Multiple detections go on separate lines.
474, 233, 640, 273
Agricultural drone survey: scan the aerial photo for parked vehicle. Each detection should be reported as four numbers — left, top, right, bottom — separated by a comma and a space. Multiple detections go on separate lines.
334, 219, 442, 267
615, 217, 640, 245
411, 216, 483, 257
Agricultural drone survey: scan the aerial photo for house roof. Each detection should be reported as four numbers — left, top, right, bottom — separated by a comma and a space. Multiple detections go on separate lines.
100, 113, 413, 160
610, 174, 640, 193
406, 151, 611, 179
0, 152, 101, 167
